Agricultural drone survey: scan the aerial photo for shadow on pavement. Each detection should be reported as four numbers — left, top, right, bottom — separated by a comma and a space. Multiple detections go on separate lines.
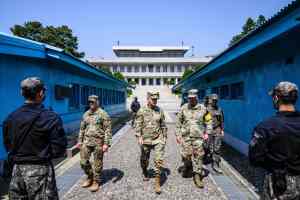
101, 168, 124, 186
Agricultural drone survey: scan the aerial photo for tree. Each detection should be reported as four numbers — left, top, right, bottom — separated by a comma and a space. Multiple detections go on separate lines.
98, 65, 112, 75
182, 69, 194, 80
256, 15, 267, 27
10, 21, 85, 58
113, 72, 125, 81
229, 15, 267, 46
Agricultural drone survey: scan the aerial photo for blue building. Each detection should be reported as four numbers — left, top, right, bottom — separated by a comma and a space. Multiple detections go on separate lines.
173, 1, 300, 155
0, 32, 128, 173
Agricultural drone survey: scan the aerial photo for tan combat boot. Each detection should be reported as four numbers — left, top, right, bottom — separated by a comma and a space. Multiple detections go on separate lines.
154, 175, 161, 194
89, 180, 100, 192
193, 173, 204, 188
81, 178, 93, 188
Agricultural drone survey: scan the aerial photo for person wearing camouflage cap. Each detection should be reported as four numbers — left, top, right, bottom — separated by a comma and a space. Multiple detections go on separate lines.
175, 89, 212, 188
76, 94, 112, 192
249, 81, 300, 199
135, 91, 168, 194
3, 77, 67, 199
206, 94, 224, 174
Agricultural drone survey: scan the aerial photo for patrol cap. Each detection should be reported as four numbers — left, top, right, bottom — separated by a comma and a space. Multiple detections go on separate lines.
268, 81, 298, 96
210, 93, 219, 100
88, 95, 99, 102
147, 91, 159, 99
188, 89, 198, 98
21, 77, 45, 97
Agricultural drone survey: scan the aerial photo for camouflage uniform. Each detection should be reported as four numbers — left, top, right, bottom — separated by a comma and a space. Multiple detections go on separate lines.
175, 89, 213, 176
9, 164, 58, 200
78, 95, 112, 182
207, 94, 224, 172
135, 92, 168, 177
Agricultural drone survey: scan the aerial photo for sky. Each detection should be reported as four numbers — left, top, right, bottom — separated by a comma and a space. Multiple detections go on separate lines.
0, 0, 293, 58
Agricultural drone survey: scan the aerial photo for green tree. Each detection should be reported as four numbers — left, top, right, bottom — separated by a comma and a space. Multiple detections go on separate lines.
229, 15, 266, 46
10, 21, 85, 58
113, 72, 125, 81
256, 15, 267, 27
182, 69, 194, 80
98, 65, 112, 75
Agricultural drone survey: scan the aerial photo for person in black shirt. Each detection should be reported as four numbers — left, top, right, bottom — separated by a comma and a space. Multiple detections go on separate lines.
249, 81, 300, 200
130, 97, 141, 127
3, 77, 67, 200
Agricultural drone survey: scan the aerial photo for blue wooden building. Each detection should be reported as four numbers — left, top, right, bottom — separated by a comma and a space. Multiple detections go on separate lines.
0, 32, 128, 172
173, 0, 300, 155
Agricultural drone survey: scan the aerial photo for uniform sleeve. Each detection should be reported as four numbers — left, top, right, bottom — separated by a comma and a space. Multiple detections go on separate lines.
134, 109, 144, 137
175, 108, 184, 137
248, 127, 268, 168
160, 110, 168, 138
2, 117, 12, 152
78, 114, 87, 143
102, 112, 112, 146
204, 110, 213, 135
49, 115, 67, 159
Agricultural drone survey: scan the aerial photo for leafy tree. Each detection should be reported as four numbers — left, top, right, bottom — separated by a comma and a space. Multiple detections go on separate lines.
98, 65, 112, 75
10, 21, 85, 58
195, 63, 205, 71
113, 72, 125, 81
229, 15, 267, 46
182, 69, 194, 80
256, 15, 267, 27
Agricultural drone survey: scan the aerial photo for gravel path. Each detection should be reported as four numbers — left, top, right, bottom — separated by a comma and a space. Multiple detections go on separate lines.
62, 124, 226, 200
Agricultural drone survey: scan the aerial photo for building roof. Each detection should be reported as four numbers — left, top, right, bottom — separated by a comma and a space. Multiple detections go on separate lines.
88, 57, 212, 64
0, 32, 128, 87
112, 46, 190, 52
173, 0, 300, 91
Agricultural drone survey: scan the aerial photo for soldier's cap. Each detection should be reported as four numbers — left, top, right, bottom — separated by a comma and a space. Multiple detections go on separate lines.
188, 89, 198, 98
20, 77, 45, 92
210, 93, 219, 100
147, 91, 160, 99
268, 81, 298, 96
88, 95, 99, 102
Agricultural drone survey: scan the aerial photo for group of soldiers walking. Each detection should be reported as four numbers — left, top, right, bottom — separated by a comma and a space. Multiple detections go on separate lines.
3, 76, 300, 200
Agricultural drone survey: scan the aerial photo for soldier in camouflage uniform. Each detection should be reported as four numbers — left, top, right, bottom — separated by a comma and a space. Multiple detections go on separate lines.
207, 94, 224, 174
175, 89, 212, 188
249, 82, 300, 199
76, 95, 112, 192
3, 77, 67, 200
135, 91, 168, 194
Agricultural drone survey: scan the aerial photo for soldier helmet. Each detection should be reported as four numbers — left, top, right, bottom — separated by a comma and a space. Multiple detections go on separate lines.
188, 89, 198, 98
269, 81, 298, 104
88, 95, 99, 103
147, 91, 159, 99
210, 93, 219, 100
21, 77, 45, 99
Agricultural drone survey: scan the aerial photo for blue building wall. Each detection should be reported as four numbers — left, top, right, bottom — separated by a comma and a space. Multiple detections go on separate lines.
175, 3, 300, 155
0, 34, 128, 162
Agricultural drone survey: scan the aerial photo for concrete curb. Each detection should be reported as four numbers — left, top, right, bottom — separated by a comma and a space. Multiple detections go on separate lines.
220, 158, 260, 200
208, 172, 229, 200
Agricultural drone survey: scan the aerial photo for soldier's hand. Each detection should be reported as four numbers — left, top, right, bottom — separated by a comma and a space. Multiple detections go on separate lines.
203, 133, 209, 140
102, 144, 109, 152
221, 130, 224, 136
76, 143, 82, 149
138, 137, 144, 145
176, 136, 182, 144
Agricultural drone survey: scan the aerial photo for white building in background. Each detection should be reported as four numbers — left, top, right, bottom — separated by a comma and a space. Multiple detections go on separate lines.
89, 46, 212, 86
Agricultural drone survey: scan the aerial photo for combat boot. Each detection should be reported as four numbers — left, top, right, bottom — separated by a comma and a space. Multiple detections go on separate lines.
142, 168, 150, 181
89, 180, 100, 192
193, 173, 204, 188
154, 175, 161, 194
182, 161, 193, 178
212, 161, 223, 174
81, 177, 93, 188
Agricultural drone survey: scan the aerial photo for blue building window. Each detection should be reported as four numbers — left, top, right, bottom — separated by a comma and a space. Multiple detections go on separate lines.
103, 89, 107, 105
90, 87, 96, 95
97, 88, 103, 106
81, 86, 90, 106
69, 84, 80, 109
198, 89, 206, 100
220, 85, 230, 99
230, 82, 244, 99
212, 87, 219, 96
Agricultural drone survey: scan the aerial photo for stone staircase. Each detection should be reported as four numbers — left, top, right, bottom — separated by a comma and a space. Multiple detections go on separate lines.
127, 85, 181, 112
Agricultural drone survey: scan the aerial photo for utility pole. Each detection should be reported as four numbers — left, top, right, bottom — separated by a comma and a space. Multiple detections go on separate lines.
191, 45, 195, 57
